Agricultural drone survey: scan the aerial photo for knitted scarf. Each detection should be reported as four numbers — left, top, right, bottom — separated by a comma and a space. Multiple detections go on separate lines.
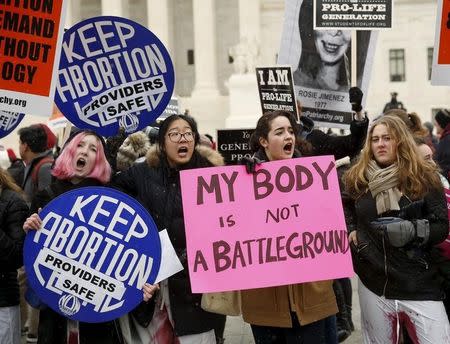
366, 160, 402, 215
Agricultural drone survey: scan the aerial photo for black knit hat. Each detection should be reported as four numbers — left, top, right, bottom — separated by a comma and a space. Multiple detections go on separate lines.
435, 109, 450, 129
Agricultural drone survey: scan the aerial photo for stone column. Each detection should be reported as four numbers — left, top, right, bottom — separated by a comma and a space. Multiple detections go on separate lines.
239, 0, 260, 45
146, 0, 172, 54
64, 0, 81, 29
225, 0, 261, 128
101, 0, 123, 16
191, 0, 220, 97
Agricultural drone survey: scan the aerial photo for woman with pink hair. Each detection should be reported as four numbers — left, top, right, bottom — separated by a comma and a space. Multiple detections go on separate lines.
23, 130, 158, 343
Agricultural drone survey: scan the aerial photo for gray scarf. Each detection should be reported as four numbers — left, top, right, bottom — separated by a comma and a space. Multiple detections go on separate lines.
366, 160, 402, 215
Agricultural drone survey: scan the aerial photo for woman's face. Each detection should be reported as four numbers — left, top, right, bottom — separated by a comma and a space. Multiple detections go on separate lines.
314, 30, 351, 64
417, 143, 433, 162
259, 116, 295, 161
164, 119, 195, 167
73, 134, 99, 180
371, 124, 397, 167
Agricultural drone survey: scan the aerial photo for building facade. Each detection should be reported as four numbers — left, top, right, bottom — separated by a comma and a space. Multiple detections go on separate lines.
2, 0, 449, 152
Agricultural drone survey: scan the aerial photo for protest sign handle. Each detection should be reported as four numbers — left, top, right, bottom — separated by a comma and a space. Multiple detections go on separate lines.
351, 31, 357, 87
62, 122, 73, 147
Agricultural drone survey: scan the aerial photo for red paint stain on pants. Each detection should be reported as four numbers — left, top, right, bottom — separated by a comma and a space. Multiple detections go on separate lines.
388, 311, 419, 344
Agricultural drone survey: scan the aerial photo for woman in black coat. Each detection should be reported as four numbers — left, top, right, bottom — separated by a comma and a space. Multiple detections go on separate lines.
114, 115, 226, 344
0, 168, 27, 344
22, 130, 152, 344
344, 115, 449, 343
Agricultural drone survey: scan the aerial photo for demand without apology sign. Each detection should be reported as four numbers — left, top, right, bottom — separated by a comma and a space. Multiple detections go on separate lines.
24, 187, 162, 323
55, 16, 175, 136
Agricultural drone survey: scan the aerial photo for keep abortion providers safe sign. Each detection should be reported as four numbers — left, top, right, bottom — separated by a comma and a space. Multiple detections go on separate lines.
54, 16, 175, 136
24, 187, 162, 323
0, 111, 25, 138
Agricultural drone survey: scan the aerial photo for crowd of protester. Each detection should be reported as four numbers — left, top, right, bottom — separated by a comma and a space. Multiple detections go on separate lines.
0, 87, 449, 344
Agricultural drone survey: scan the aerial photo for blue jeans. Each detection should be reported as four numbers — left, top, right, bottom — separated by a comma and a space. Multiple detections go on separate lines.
324, 315, 338, 344
251, 313, 326, 344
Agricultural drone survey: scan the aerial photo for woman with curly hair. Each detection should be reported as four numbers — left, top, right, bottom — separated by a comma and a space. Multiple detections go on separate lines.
344, 115, 450, 343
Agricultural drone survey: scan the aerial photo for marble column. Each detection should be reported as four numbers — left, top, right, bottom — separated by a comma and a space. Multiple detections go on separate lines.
238, 0, 260, 45
146, 0, 172, 54
191, 0, 220, 97
225, 0, 262, 128
101, 0, 123, 16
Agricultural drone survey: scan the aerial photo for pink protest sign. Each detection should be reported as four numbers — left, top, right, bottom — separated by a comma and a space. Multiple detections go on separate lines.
180, 155, 353, 293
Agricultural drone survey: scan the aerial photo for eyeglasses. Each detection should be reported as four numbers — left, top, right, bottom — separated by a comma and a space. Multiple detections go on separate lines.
167, 131, 195, 143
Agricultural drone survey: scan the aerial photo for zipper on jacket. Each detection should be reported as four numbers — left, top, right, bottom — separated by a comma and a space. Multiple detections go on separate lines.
418, 258, 429, 270
382, 236, 389, 297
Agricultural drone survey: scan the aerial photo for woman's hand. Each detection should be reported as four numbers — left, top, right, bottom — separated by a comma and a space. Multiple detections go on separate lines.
348, 231, 358, 246
240, 156, 263, 174
23, 212, 42, 233
142, 283, 160, 302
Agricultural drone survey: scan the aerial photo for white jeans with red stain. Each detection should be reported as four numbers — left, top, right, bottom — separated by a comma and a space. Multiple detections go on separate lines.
358, 280, 450, 344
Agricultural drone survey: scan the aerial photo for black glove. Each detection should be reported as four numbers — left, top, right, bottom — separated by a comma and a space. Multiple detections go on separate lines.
349, 87, 363, 112
399, 200, 424, 220
299, 116, 314, 134
240, 156, 263, 174
371, 217, 430, 247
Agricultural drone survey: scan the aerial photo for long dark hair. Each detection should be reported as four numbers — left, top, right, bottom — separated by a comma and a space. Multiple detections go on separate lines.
249, 111, 300, 153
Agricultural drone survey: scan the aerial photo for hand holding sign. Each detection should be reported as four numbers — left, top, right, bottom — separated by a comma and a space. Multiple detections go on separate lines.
24, 187, 164, 322
23, 212, 42, 233
142, 283, 160, 302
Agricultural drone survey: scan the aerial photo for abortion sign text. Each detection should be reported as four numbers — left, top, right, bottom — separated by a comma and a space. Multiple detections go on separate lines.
0, 110, 25, 138
55, 16, 175, 136
24, 187, 162, 322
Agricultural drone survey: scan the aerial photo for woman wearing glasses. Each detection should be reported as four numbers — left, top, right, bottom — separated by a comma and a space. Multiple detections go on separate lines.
114, 115, 226, 344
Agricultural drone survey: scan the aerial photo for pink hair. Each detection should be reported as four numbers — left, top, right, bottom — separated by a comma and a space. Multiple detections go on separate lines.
52, 132, 111, 184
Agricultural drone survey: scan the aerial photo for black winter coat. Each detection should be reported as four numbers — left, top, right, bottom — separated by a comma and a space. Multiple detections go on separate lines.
0, 188, 27, 307
306, 116, 368, 160
436, 124, 450, 182
113, 145, 226, 337
347, 188, 448, 301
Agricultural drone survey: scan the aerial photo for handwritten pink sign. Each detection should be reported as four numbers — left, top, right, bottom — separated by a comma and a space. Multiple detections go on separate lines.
180, 156, 353, 293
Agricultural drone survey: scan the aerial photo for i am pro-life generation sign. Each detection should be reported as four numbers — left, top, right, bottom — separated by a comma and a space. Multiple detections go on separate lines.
180, 156, 353, 293
24, 187, 162, 323
314, 0, 392, 30
256, 66, 299, 122
55, 16, 175, 136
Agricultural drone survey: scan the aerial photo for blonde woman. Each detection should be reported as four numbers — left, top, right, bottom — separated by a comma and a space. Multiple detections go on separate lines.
344, 116, 449, 343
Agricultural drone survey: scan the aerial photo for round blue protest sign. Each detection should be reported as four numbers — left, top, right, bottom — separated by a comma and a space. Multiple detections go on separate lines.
0, 111, 25, 138
24, 187, 162, 323
54, 16, 175, 137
